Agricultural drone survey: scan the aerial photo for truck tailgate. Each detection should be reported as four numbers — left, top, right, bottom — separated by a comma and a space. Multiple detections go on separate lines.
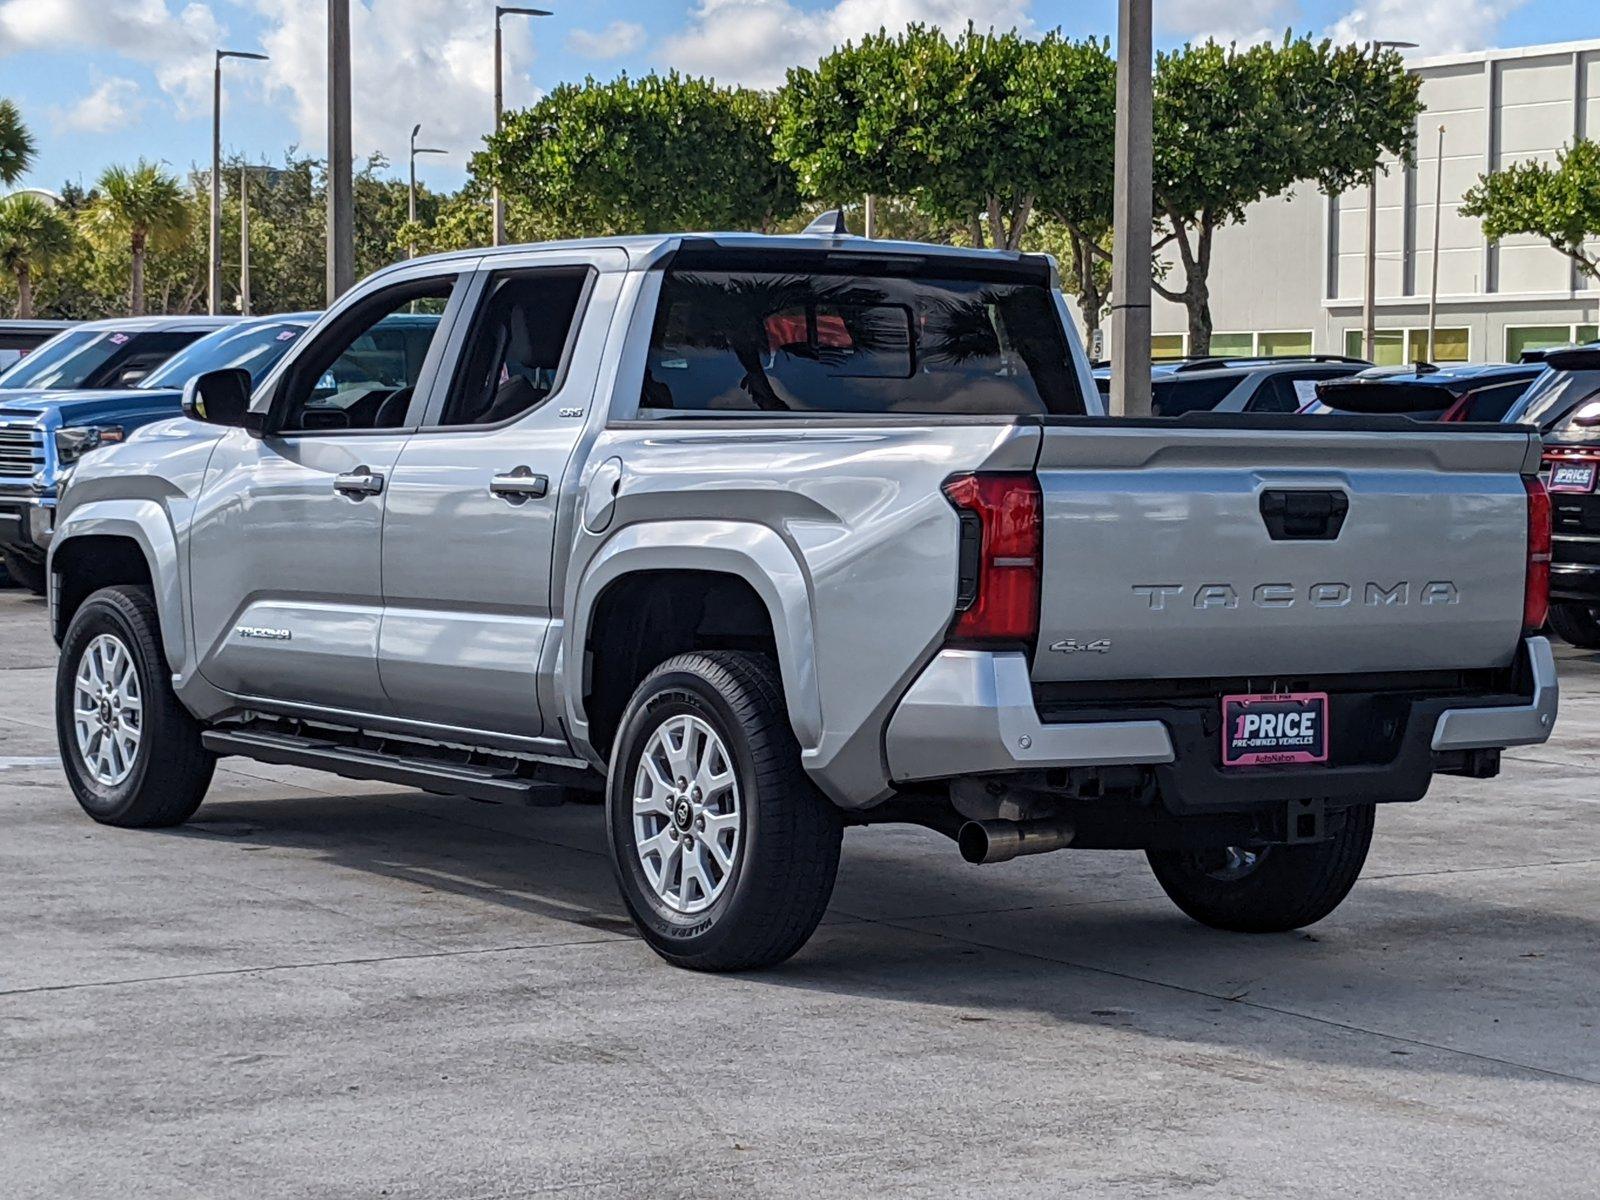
1030, 419, 1540, 682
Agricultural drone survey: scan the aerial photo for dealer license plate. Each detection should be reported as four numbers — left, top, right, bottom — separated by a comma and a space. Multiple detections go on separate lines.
1548, 462, 1597, 493
1221, 692, 1329, 768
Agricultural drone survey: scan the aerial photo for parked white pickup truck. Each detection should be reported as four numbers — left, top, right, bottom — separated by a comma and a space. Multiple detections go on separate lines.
49, 219, 1558, 970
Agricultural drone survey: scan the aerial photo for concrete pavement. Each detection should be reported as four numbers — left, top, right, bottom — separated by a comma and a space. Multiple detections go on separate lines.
1, 588, 1597, 1198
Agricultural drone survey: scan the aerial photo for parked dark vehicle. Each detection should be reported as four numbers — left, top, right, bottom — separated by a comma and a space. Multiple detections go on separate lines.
0, 316, 234, 393
0, 320, 75, 374
0, 315, 318, 593
1095, 355, 1371, 416
1541, 392, 1600, 648
1305, 362, 1543, 421
1502, 346, 1600, 433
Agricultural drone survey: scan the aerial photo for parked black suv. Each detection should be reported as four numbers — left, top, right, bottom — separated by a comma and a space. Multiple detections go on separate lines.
1543, 390, 1600, 648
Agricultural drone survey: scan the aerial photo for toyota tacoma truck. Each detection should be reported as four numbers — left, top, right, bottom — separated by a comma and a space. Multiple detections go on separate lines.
48, 219, 1559, 971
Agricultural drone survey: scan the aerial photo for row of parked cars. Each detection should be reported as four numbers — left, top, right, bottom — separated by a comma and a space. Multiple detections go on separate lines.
1092, 348, 1600, 648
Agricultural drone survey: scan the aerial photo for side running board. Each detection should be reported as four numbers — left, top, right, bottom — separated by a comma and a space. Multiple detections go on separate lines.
201, 726, 587, 806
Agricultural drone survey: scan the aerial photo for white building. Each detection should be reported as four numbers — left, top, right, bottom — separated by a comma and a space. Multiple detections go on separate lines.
1146, 38, 1600, 365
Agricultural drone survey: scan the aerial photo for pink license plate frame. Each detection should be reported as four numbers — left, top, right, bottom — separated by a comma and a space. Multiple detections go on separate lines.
1221, 692, 1329, 768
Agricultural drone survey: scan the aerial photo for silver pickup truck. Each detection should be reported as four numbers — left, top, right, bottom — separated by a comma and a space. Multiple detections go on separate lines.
48, 223, 1559, 971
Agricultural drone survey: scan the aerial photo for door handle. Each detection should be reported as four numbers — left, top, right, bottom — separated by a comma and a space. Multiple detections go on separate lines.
334, 468, 385, 498
489, 466, 549, 504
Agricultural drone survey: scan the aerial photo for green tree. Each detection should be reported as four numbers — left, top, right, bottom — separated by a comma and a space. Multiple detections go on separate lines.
479, 73, 799, 235
1152, 36, 1423, 356
82, 161, 192, 315
778, 27, 1114, 254
0, 193, 74, 317
0, 99, 35, 187
1462, 139, 1600, 283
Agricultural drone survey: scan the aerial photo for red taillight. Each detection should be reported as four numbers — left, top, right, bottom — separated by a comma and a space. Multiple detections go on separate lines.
942, 472, 1042, 645
1524, 474, 1551, 634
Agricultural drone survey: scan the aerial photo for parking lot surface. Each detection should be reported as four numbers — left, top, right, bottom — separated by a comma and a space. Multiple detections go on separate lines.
1, 588, 1597, 1198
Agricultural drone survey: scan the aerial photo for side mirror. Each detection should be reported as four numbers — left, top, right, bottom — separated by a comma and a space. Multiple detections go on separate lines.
182, 369, 261, 435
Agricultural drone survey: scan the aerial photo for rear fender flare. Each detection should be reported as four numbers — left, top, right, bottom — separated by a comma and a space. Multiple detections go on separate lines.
566, 520, 821, 755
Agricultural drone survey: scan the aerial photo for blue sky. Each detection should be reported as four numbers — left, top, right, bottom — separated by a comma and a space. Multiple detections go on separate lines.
1, 0, 1594, 196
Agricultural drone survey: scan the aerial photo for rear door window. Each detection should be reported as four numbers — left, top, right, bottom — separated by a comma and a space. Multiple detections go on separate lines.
641, 265, 1085, 417
1151, 376, 1237, 416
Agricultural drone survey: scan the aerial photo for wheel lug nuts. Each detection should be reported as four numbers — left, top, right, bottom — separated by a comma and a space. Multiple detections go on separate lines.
696, 815, 705, 831
668, 828, 679, 841
684, 837, 695, 851
691, 786, 701, 801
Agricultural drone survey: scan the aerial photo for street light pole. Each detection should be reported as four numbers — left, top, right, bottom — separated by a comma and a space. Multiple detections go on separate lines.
1361, 39, 1417, 362
240, 166, 251, 315
492, 6, 551, 246
210, 48, 268, 316
408, 124, 447, 259
1426, 123, 1446, 363
1108, 0, 1153, 417
327, 0, 354, 302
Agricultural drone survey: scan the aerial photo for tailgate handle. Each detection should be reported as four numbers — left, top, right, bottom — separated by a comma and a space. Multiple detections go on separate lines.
1260, 489, 1349, 541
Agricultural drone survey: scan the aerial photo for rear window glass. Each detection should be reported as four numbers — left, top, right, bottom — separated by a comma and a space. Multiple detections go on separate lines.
1151, 376, 1237, 416
642, 269, 1085, 417
0, 328, 199, 390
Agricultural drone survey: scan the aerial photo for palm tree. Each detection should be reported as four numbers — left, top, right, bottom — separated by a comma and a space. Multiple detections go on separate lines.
0, 194, 73, 317
0, 100, 35, 187
83, 161, 190, 316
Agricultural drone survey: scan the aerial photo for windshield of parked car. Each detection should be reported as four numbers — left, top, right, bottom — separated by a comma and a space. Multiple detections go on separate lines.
139, 321, 308, 390
0, 327, 201, 391
641, 263, 1087, 416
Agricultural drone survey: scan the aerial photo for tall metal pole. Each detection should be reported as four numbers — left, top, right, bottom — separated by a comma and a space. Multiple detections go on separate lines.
1361, 40, 1417, 362
327, 0, 354, 302
1108, 0, 1153, 417
210, 54, 222, 316
239, 167, 251, 316
1426, 123, 1446, 363
210, 50, 268, 316
408, 125, 447, 259
491, 8, 552, 247
863, 194, 877, 240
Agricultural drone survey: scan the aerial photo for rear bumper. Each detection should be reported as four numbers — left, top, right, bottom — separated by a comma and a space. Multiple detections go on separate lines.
884, 640, 1557, 806
1550, 562, 1600, 602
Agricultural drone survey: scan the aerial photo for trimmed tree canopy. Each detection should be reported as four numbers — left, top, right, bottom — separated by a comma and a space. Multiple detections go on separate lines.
1152, 36, 1423, 354
1462, 139, 1600, 281
478, 73, 799, 235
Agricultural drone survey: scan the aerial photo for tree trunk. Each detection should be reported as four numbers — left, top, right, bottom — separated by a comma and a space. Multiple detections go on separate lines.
968, 213, 986, 249
130, 230, 147, 316
1186, 290, 1213, 358
15, 264, 32, 319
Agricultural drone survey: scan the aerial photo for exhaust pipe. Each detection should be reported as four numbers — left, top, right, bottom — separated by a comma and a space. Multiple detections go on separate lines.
958, 818, 1076, 865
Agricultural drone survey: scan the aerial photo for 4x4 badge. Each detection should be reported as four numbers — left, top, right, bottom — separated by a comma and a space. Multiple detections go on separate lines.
1049, 638, 1111, 654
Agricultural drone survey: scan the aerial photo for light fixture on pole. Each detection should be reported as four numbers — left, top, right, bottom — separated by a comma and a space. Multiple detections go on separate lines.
1108, 0, 1153, 417
492, 5, 552, 246
409, 124, 448, 259
210, 48, 269, 317
1361, 39, 1417, 362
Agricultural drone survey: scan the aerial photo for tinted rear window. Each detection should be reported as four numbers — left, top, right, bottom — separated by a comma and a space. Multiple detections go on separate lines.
1151, 376, 1237, 416
642, 269, 1085, 417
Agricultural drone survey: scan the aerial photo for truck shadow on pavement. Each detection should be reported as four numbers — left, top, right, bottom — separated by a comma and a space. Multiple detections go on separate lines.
169, 784, 1600, 1087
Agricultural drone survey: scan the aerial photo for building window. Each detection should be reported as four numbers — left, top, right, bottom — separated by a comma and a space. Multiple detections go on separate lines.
1151, 333, 1187, 359
1257, 330, 1315, 357
1209, 332, 1255, 357
1344, 327, 1469, 366
1506, 324, 1600, 361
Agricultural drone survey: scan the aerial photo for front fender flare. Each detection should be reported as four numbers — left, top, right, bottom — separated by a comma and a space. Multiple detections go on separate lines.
565, 519, 822, 756
49, 500, 186, 674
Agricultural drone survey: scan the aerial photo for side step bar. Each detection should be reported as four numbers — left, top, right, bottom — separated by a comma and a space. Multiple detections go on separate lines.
201, 727, 578, 807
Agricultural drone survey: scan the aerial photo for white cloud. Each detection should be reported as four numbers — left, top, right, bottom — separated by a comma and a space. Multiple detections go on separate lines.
567, 20, 647, 60
1328, 0, 1523, 55
51, 75, 149, 134
0, 0, 221, 116
658, 0, 1035, 90
251, 0, 547, 169
1156, 0, 1293, 46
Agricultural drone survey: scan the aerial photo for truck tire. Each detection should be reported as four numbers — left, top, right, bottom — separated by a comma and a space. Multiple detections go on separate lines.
1547, 602, 1600, 650
1146, 804, 1375, 933
2, 549, 46, 595
606, 650, 842, 971
55, 584, 215, 828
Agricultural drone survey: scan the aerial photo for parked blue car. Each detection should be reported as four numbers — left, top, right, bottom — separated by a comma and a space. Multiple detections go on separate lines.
0, 314, 319, 592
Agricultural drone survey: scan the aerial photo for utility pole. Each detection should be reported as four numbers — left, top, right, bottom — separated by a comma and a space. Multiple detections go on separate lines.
210, 49, 268, 315
409, 124, 447, 259
326, 0, 354, 302
1108, 0, 1153, 417
1426, 123, 1446, 363
1361, 40, 1418, 361
492, 6, 551, 246
863, 194, 877, 240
